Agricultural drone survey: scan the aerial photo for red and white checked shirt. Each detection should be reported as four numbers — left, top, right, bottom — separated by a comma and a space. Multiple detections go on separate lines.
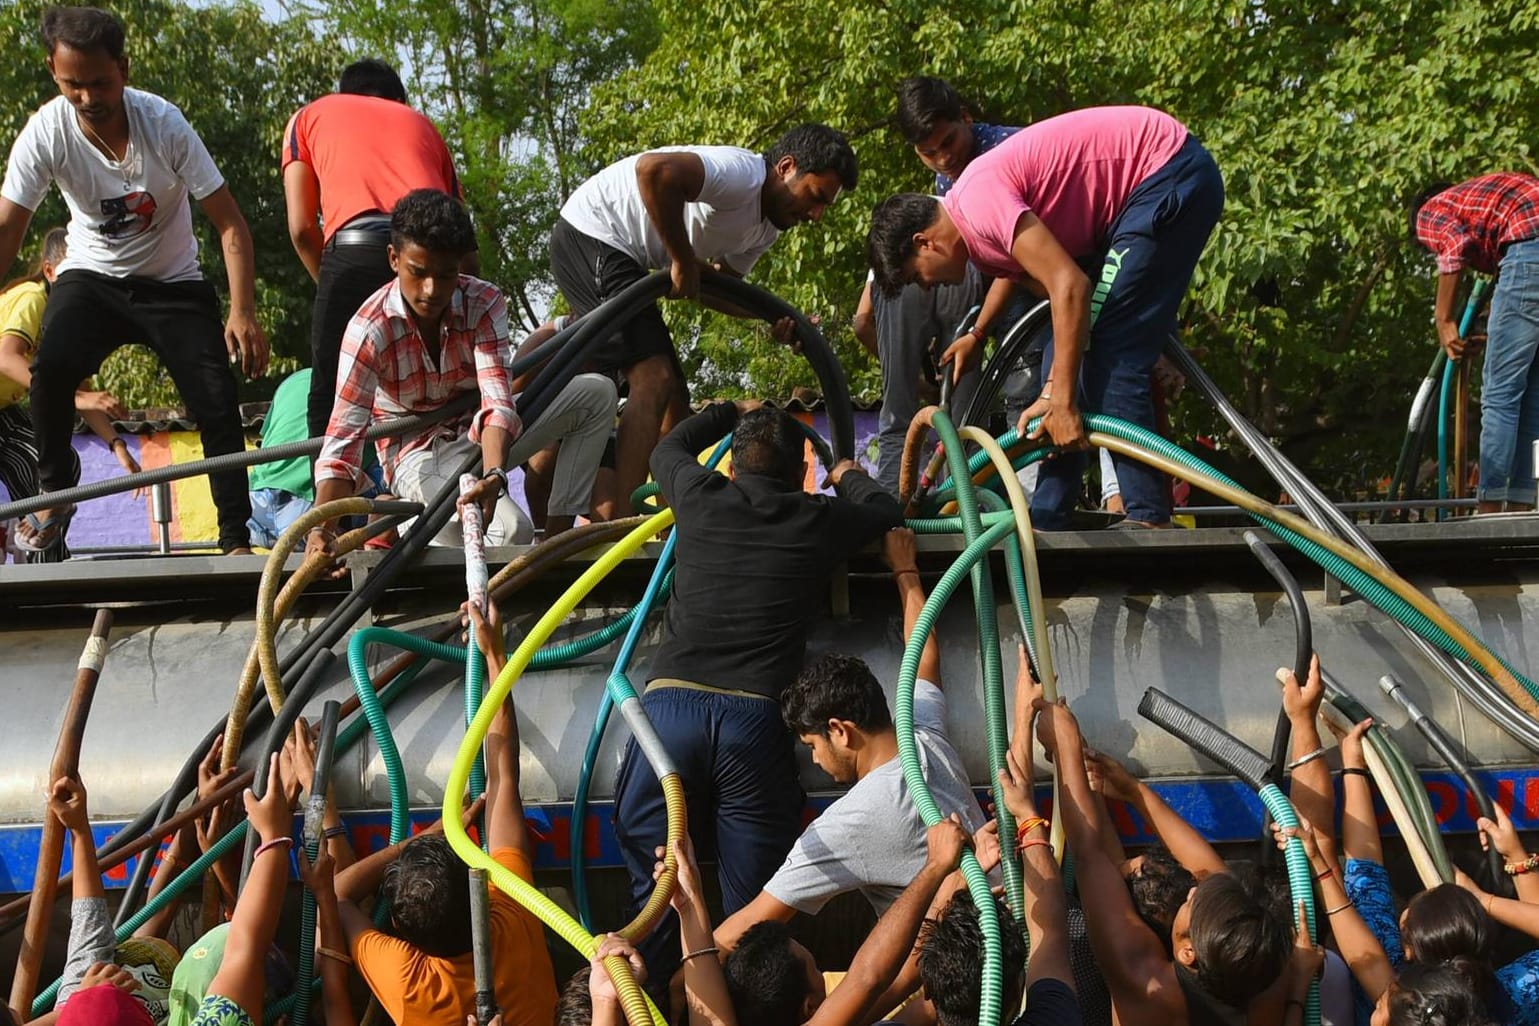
1415, 173, 1539, 275
315, 276, 520, 488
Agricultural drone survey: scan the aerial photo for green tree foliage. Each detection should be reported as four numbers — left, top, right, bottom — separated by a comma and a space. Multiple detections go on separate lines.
0, 0, 337, 408
315, 0, 658, 326
585, 0, 1539, 493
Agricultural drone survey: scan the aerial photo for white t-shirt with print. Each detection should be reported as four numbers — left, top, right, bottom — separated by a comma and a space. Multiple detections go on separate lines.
558, 145, 780, 276
2, 89, 225, 282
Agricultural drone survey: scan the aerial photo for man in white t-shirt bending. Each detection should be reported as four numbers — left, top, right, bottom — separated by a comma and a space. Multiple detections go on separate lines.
0, 6, 268, 554
550, 125, 857, 514
715, 526, 987, 951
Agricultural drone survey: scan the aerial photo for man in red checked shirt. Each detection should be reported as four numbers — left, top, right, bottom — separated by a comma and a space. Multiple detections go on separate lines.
1413, 173, 1539, 513
304, 189, 613, 565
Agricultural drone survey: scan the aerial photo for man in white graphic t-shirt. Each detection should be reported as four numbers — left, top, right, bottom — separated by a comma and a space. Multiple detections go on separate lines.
550, 124, 857, 515
0, 5, 267, 554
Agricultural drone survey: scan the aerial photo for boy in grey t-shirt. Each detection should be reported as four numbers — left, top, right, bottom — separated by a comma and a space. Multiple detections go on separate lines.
715, 527, 986, 948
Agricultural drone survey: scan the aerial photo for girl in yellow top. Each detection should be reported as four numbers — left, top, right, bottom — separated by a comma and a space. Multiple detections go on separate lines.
0, 228, 140, 559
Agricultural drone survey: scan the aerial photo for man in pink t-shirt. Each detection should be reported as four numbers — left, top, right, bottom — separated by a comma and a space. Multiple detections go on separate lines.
866, 105, 1223, 528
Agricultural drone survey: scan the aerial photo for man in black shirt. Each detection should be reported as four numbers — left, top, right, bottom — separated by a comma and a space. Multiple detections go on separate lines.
614, 401, 902, 986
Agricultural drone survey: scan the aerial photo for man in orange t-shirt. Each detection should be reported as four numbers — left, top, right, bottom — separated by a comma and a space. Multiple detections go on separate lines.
333, 604, 557, 1026
282, 58, 468, 438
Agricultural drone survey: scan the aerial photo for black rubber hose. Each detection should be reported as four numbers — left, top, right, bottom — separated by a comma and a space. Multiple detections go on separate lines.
522, 269, 857, 461
1163, 338, 1539, 753
956, 299, 1052, 429
237, 650, 339, 893
1138, 687, 1275, 790
1243, 529, 1313, 864
1243, 533, 1313, 774
1379, 674, 1508, 891
1380, 352, 1446, 523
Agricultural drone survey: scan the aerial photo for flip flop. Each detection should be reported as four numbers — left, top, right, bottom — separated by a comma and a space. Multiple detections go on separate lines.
14, 504, 75, 552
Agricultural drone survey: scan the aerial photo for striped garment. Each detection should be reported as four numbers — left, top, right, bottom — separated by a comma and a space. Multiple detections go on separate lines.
1415, 173, 1539, 274
315, 274, 520, 489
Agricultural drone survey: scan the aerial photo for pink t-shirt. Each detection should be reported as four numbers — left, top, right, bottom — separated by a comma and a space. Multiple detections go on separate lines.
942, 106, 1188, 280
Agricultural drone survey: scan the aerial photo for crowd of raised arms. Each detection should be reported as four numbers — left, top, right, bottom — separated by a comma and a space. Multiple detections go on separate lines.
4, 3, 1539, 1026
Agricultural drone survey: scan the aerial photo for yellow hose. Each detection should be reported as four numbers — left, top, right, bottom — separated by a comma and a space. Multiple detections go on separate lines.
956, 426, 1067, 862
1089, 431, 1539, 720
621, 773, 685, 943
443, 511, 675, 1026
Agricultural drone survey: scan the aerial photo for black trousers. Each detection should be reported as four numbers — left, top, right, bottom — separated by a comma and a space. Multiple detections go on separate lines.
306, 235, 393, 439
34, 269, 251, 551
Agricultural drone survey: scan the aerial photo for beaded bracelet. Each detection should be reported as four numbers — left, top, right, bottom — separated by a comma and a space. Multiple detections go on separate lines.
1505, 853, 1539, 876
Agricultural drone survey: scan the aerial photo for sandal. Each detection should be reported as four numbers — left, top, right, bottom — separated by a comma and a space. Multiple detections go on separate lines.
15, 504, 76, 552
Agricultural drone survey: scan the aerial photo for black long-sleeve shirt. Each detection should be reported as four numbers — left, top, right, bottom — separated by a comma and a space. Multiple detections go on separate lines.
646, 403, 904, 698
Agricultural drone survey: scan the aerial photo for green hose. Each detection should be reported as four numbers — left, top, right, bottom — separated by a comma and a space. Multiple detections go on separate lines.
942, 418, 1539, 707
930, 411, 1026, 922
895, 515, 1019, 1026
1258, 784, 1320, 1026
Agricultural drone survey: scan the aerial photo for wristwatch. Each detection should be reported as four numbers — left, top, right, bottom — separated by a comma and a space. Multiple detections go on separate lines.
482, 467, 509, 497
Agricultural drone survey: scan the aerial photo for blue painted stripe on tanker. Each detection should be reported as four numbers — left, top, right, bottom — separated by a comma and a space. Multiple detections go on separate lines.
0, 767, 1527, 892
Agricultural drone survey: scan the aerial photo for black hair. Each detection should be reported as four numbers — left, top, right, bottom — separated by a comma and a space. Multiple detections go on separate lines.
41, 5, 124, 59
1186, 872, 1292, 1008
556, 965, 594, 1026
1388, 958, 1499, 1026
764, 124, 858, 191
724, 921, 810, 1026
380, 834, 473, 958
1408, 181, 1454, 245
1402, 883, 1498, 999
0, 227, 67, 299
390, 189, 476, 256
918, 891, 1028, 1026
866, 193, 943, 298
895, 76, 967, 145
782, 653, 892, 736
1127, 846, 1196, 946
339, 58, 407, 102
730, 407, 805, 486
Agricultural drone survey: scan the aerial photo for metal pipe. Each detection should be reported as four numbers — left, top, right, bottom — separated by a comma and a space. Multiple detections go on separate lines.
1178, 498, 1479, 516
10, 609, 112, 1019
151, 483, 173, 555
469, 868, 497, 1026
1378, 674, 1504, 886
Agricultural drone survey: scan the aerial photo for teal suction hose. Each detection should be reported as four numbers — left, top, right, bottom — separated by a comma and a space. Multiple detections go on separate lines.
572, 433, 733, 929
896, 515, 1018, 1026
928, 410, 1025, 921
1437, 281, 1489, 520
933, 416, 1539, 708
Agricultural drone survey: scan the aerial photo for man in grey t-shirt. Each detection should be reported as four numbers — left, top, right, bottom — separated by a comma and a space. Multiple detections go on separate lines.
714, 527, 986, 948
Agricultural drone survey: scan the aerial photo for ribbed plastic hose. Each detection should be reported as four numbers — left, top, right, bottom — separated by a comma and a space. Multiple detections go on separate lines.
573, 434, 733, 929
894, 515, 1018, 1026
1436, 281, 1489, 521
29, 659, 431, 1017
929, 411, 1023, 921
1136, 687, 1319, 1026
444, 512, 676, 1026
940, 416, 1539, 717
956, 424, 1069, 866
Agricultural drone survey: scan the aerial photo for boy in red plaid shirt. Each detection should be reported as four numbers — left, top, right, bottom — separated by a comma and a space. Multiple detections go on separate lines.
306, 189, 613, 563
1413, 173, 1539, 512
